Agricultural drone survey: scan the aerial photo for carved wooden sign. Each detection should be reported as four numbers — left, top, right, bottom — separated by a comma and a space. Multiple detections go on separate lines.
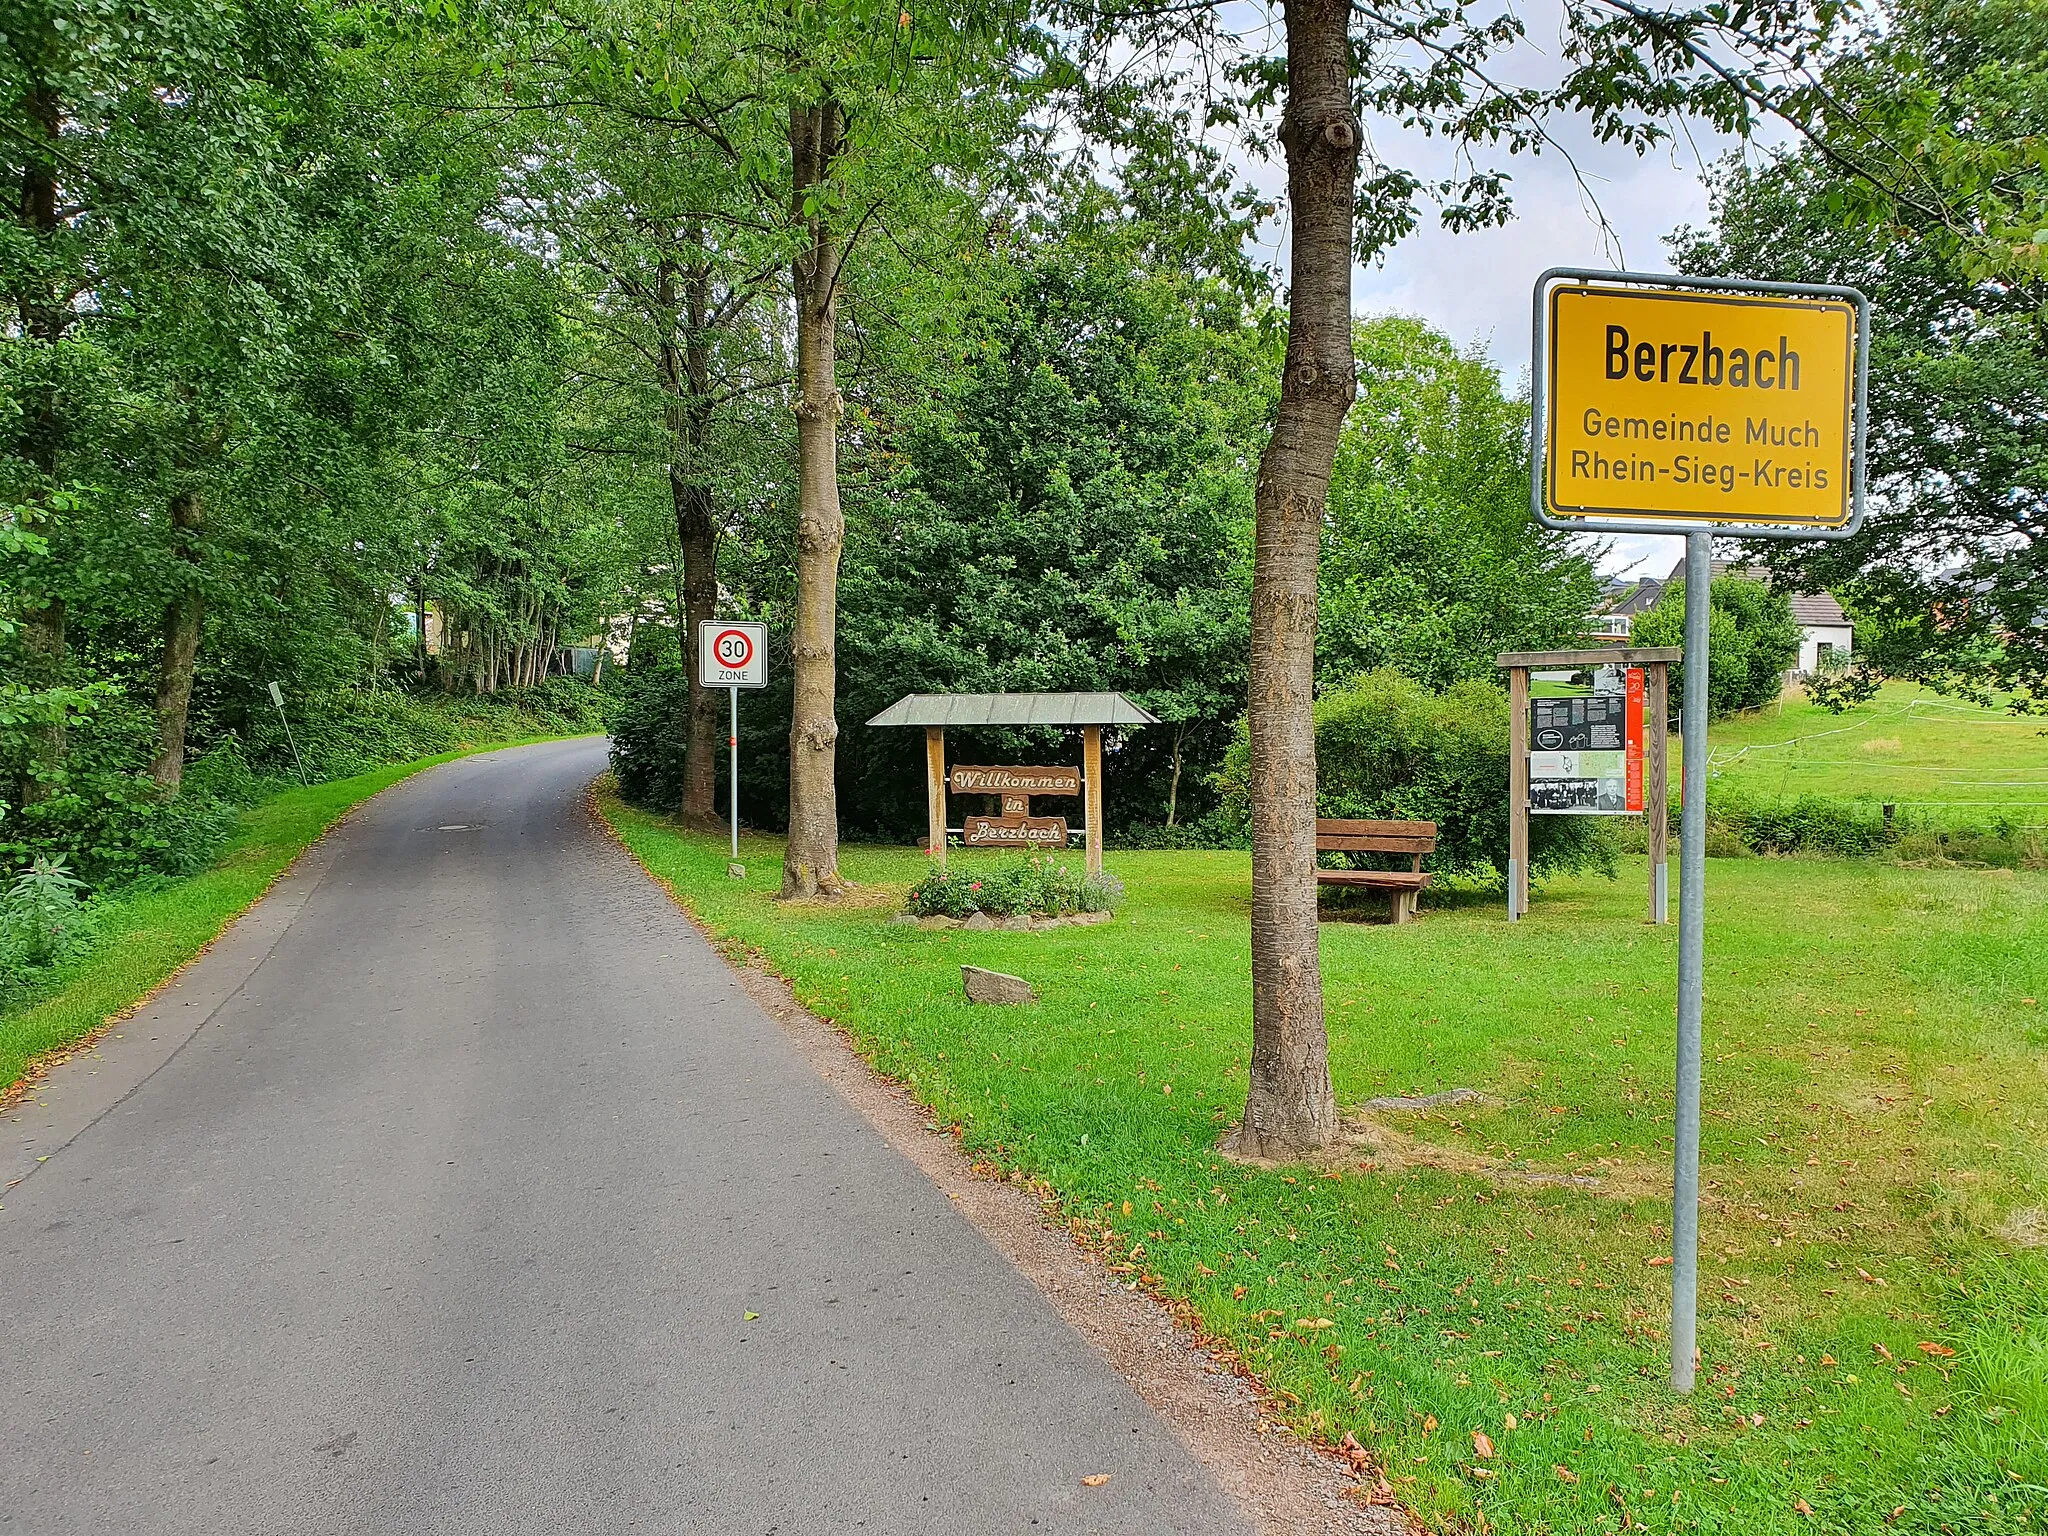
963, 815, 1069, 848
948, 765, 1081, 796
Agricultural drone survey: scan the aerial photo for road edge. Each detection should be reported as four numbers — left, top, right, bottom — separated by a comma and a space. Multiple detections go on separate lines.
588, 782, 1411, 1536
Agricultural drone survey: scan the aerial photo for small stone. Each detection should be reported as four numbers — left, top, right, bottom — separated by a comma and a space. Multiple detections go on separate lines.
963, 912, 997, 932
1031, 917, 1067, 931
727, 862, 746, 880
918, 916, 958, 931
890, 913, 919, 927
962, 965, 1038, 1005
999, 915, 1033, 932
1071, 910, 1113, 926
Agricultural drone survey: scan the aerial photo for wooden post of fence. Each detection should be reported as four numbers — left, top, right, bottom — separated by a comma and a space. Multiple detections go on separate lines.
1647, 663, 1670, 923
1508, 666, 1530, 921
925, 726, 947, 867
1081, 725, 1104, 875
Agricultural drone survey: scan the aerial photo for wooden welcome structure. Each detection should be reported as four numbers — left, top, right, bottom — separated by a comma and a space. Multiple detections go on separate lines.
1496, 646, 1679, 924
866, 692, 1160, 875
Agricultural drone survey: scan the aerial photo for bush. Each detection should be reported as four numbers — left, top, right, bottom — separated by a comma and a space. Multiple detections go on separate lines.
1216, 668, 1615, 885
1632, 574, 1803, 717
904, 855, 1120, 918
0, 854, 95, 970
607, 665, 694, 811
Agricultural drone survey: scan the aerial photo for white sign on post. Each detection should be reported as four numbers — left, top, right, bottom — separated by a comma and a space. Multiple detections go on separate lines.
698, 621, 767, 877
698, 621, 767, 690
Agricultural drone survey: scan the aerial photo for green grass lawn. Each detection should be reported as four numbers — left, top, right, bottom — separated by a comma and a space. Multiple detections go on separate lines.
604, 794, 2047, 1536
1707, 684, 2048, 824
0, 738, 587, 1094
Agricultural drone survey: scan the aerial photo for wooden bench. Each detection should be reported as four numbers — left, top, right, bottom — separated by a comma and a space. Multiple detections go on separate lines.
1315, 819, 1436, 923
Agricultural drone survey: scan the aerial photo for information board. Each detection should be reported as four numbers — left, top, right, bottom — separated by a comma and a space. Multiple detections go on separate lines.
1528, 667, 1645, 815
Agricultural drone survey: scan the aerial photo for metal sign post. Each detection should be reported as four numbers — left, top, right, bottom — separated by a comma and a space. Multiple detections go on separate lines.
698, 620, 767, 877
267, 680, 307, 785
1530, 268, 1868, 1395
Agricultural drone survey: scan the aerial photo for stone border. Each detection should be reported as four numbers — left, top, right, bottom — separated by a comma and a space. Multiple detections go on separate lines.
893, 910, 1116, 933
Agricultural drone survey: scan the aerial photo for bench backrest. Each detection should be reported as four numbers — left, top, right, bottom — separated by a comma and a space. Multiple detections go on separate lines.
1315, 819, 1437, 857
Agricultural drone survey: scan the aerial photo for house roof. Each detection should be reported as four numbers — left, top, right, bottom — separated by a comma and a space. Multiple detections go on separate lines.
1664, 557, 1849, 630
866, 692, 1162, 729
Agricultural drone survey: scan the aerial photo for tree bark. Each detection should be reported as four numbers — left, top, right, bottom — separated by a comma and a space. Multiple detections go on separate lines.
13, 75, 70, 805
1226, 0, 1359, 1162
658, 244, 723, 828
781, 100, 849, 898
150, 489, 206, 789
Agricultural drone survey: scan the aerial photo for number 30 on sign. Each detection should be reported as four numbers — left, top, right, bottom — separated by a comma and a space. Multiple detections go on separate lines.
698, 620, 767, 689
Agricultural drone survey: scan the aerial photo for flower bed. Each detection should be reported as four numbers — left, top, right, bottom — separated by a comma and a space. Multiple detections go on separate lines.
904, 855, 1122, 922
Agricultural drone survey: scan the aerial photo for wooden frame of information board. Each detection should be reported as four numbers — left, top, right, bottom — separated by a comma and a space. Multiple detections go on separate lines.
1497, 646, 1680, 924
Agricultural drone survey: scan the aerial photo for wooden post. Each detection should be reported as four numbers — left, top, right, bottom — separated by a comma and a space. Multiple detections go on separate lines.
1081, 725, 1104, 875
1508, 665, 1529, 920
1647, 663, 1670, 923
925, 725, 947, 867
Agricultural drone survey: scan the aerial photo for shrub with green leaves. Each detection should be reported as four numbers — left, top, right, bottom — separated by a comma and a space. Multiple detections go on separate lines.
904, 855, 1118, 918
0, 855, 95, 971
1217, 668, 1615, 884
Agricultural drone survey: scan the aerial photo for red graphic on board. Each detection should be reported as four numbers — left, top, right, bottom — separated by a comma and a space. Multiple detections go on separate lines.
712, 628, 754, 670
1625, 667, 1646, 813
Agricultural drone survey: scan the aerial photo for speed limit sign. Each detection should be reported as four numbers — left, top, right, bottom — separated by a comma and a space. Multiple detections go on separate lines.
698, 620, 767, 689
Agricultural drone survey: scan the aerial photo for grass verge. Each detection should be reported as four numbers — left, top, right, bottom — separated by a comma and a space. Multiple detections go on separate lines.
602, 790, 2047, 1536
0, 738, 584, 1095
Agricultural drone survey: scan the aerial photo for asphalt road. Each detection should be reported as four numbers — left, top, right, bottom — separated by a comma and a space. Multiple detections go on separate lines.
0, 738, 1251, 1535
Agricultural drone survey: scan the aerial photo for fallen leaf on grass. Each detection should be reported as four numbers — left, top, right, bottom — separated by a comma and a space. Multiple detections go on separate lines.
1340, 1433, 1371, 1474
1795, 1498, 1815, 1517
1917, 1341, 1956, 1358
1422, 1415, 1438, 1433
1471, 1430, 1495, 1459
1554, 1465, 1578, 1484
1081, 1474, 1111, 1488
1647, 1256, 1673, 1267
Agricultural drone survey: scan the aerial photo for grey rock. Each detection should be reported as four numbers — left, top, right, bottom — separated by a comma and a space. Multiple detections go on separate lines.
889, 913, 919, 927
917, 915, 958, 931
999, 915, 1034, 932
1070, 910, 1113, 926
962, 965, 1038, 1005
963, 912, 997, 932
1364, 1087, 1487, 1112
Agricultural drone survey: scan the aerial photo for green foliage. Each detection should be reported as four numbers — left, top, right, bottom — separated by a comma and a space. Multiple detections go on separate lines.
0, 855, 94, 973
1803, 650, 1885, 714
1217, 669, 1615, 884
607, 665, 694, 813
1671, 0, 2048, 705
1319, 319, 1599, 689
1632, 575, 1803, 718
904, 855, 1121, 919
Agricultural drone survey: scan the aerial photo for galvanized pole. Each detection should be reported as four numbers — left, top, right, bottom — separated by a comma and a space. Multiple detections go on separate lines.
729, 685, 741, 864
1671, 531, 1712, 1392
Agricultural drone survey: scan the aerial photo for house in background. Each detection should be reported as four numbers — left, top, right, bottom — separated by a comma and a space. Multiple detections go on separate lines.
1585, 560, 1854, 675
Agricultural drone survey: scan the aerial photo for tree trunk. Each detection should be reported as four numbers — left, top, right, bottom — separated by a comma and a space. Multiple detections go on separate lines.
659, 243, 723, 828
13, 77, 69, 805
150, 489, 206, 789
1226, 0, 1359, 1162
781, 100, 849, 899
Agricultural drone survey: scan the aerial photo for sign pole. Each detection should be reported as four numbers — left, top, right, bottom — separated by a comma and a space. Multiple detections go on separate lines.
267, 681, 307, 786
1671, 530, 1713, 1392
729, 685, 741, 867
1507, 666, 1529, 920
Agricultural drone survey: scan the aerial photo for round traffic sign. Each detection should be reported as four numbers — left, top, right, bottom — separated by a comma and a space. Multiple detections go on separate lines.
713, 628, 754, 669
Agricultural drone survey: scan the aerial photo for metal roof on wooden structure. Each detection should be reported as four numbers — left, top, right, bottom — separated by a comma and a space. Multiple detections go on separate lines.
867, 691, 1161, 729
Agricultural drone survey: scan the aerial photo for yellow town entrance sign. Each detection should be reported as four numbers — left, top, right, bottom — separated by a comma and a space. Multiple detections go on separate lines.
1537, 274, 1865, 532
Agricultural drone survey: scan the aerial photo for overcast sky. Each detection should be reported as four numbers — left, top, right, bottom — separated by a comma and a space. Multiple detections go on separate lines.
1212, 11, 1770, 583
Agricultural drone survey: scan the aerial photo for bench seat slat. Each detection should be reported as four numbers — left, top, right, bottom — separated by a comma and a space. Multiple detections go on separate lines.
1317, 835, 1436, 854
1315, 870, 1432, 890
